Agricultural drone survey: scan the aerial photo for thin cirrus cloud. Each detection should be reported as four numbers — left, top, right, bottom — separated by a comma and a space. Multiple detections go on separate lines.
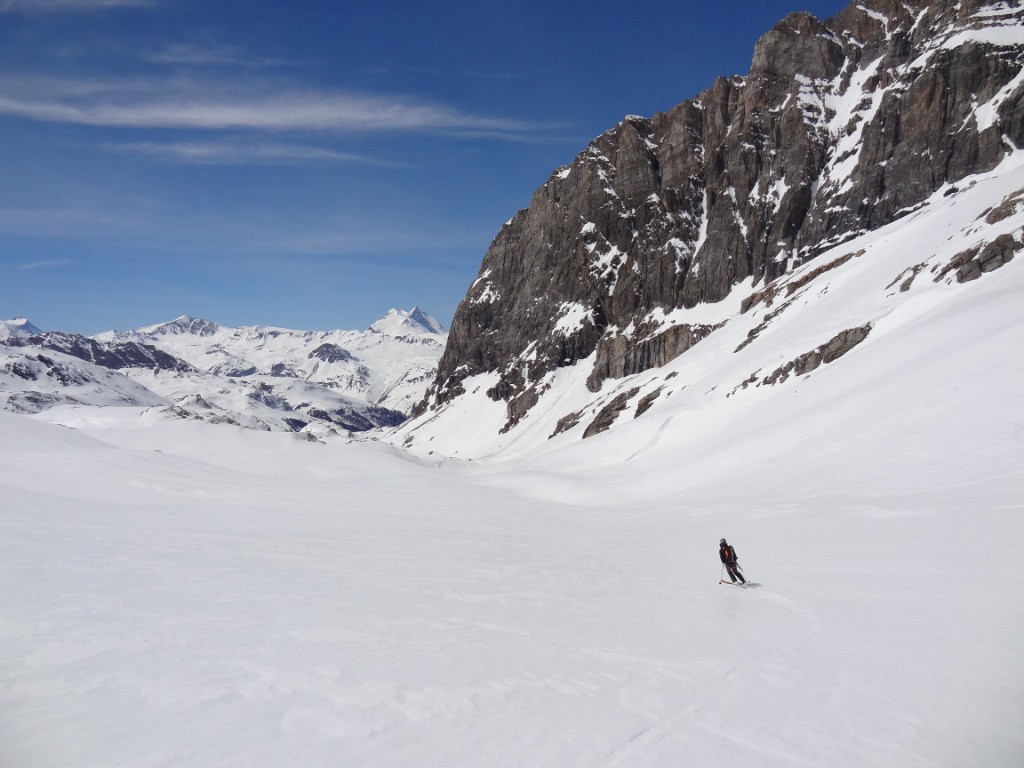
143, 43, 294, 69
106, 140, 409, 167
0, 75, 548, 139
0, 207, 144, 240
0, 0, 155, 11
16, 258, 72, 270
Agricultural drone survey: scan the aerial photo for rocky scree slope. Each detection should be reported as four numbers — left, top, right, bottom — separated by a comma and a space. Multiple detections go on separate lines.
413, 0, 1024, 439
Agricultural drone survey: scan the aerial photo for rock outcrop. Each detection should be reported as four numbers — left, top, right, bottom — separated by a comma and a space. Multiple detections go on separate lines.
7, 331, 194, 374
417, 0, 1024, 428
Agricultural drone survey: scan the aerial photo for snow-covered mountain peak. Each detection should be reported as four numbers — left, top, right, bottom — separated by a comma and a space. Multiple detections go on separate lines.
140, 315, 223, 337
368, 308, 446, 336
3, 310, 449, 431
0, 318, 42, 341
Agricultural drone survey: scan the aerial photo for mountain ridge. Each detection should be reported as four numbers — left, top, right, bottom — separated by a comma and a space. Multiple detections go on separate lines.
1, 309, 446, 434
395, 0, 1024, 459
390, 154, 1024, 460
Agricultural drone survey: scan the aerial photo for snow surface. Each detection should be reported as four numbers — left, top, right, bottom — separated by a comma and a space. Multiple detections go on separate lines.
367, 307, 446, 336
0, 317, 42, 341
3, 89, 1024, 768
2, 335, 1021, 767
553, 302, 594, 337
0, 346, 169, 414
2, 151, 1024, 763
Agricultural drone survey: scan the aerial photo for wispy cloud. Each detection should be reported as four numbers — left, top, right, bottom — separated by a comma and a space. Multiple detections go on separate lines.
408, 66, 523, 82
0, 0, 156, 12
0, 197, 483, 256
0, 202, 160, 238
17, 258, 72, 270
363, 64, 523, 82
143, 43, 293, 69
0, 75, 550, 139
105, 140, 408, 167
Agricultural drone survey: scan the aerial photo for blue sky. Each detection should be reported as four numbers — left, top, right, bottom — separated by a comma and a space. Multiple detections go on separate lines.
0, 0, 849, 334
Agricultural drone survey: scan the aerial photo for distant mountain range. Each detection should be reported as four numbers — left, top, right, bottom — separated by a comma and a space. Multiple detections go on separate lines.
0, 309, 446, 435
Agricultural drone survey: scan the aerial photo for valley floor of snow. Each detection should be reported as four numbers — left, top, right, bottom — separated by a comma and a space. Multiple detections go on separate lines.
2, 389, 1022, 767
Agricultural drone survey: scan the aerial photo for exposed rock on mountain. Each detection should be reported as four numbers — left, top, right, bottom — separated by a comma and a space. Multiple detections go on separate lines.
309, 344, 355, 364
138, 315, 223, 338
936, 231, 1022, 281
0, 348, 168, 414
7, 331, 194, 374
415, 0, 1024, 438
758, 325, 872, 387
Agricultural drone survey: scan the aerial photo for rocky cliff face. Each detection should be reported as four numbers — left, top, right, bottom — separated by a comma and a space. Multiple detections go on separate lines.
417, 0, 1024, 432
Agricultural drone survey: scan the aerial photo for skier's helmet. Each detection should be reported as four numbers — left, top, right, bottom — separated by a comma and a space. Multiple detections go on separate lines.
720, 538, 727, 544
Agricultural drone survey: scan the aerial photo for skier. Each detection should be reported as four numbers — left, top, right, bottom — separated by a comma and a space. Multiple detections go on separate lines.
719, 538, 746, 584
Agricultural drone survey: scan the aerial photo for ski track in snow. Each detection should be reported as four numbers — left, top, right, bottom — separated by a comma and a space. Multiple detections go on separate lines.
2, 371, 1023, 766
603, 585, 822, 767
4, 151, 1024, 768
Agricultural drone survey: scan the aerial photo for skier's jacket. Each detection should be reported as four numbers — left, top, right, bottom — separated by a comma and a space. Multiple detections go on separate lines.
719, 544, 738, 565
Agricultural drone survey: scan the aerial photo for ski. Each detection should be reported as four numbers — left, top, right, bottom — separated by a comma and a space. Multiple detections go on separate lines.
719, 580, 748, 587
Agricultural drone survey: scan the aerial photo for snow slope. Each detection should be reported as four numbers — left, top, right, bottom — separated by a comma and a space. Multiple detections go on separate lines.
0, 317, 42, 341
392, 150, 1024, 462
1, 265, 1021, 768
0, 346, 168, 414
2, 100, 1022, 768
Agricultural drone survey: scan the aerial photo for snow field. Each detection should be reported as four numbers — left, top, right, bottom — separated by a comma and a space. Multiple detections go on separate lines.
3, 140, 1024, 768
1, 402, 1022, 767
3, 4, 1024, 765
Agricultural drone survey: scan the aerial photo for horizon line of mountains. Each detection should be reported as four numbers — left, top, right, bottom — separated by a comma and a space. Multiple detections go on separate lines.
0, 309, 447, 434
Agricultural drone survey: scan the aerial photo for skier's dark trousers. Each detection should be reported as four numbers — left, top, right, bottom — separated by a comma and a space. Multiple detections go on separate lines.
719, 538, 746, 584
